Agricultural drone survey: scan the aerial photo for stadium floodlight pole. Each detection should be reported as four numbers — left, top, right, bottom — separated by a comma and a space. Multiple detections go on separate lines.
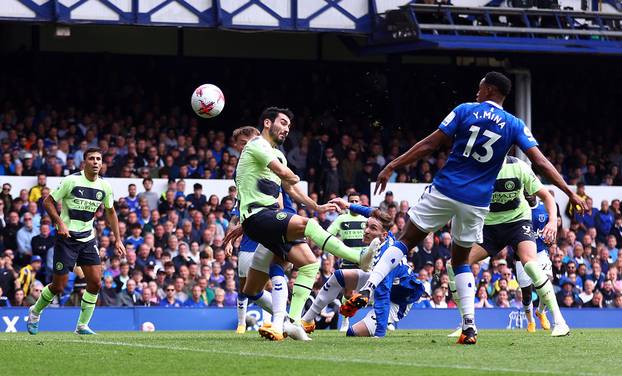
509, 68, 532, 163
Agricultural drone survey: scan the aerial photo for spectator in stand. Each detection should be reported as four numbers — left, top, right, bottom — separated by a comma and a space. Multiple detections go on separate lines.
595, 200, 615, 243
413, 234, 438, 271
576, 197, 596, 238
434, 232, 452, 260
601, 279, 616, 306
114, 262, 131, 292
124, 184, 140, 213
100, 275, 118, 306
209, 287, 226, 308
187, 183, 207, 210
378, 191, 395, 212
28, 174, 47, 204
138, 178, 160, 211
160, 283, 182, 307
18, 255, 42, 296
495, 289, 511, 308
429, 287, 448, 308
606, 235, 619, 263
173, 276, 189, 302
16, 212, 38, 262
24, 280, 43, 306
223, 279, 237, 307
136, 244, 156, 271
125, 223, 144, 249
184, 285, 206, 307
139, 287, 157, 307
583, 289, 604, 308
12, 288, 26, 306
474, 285, 494, 308
116, 279, 141, 307
30, 222, 54, 277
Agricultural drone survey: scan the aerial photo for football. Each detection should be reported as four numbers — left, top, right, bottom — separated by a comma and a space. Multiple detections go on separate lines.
191, 84, 225, 118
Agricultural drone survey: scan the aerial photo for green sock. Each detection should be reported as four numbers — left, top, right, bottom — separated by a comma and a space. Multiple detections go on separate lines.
77, 291, 98, 328
289, 262, 320, 323
304, 219, 360, 263
524, 261, 564, 325
32, 285, 56, 315
447, 263, 463, 318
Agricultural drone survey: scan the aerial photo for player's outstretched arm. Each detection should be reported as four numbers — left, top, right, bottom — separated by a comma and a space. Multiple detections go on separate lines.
374, 130, 450, 195
535, 188, 558, 244
525, 147, 586, 213
282, 181, 338, 214
329, 198, 373, 218
267, 159, 300, 186
43, 195, 69, 238
105, 206, 126, 258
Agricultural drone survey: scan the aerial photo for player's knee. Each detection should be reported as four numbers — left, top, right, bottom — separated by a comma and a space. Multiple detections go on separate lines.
88, 280, 102, 293
49, 282, 64, 295
243, 284, 261, 296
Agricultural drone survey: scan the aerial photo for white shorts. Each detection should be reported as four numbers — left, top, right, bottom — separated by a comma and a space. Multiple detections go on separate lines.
237, 251, 254, 278
248, 243, 272, 275
515, 251, 553, 288
352, 269, 369, 291
360, 303, 412, 335
408, 185, 489, 246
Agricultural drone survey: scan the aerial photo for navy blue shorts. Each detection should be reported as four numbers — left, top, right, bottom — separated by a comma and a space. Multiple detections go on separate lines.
479, 219, 536, 259
53, 236, 101, 275
242, 209, 304, 260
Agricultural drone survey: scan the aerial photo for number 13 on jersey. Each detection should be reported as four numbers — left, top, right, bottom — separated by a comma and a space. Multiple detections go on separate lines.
463, 125, 501, 163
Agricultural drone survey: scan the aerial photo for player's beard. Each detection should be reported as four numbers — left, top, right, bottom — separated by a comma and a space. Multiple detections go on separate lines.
269, 127, 285, 146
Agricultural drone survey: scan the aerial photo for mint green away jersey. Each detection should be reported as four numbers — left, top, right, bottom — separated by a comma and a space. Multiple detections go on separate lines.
50, 171, 114, 242
236, 136, 287, 222
485, 156, 542, 225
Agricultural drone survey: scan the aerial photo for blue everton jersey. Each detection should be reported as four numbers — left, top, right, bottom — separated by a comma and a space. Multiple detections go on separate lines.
433, 101, 539, 207
373, 254, 423, 337
531, 201, 549, 253
239, 189, 295, 252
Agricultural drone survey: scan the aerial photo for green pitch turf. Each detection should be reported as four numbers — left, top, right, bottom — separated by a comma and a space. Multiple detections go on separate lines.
0, 329, 618, 376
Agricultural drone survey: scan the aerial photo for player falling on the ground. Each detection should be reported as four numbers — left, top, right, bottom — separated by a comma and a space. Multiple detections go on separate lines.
325, 192, 368, 331
231, 107, 378, 341
301, 198, 424, 337
344, 71, 585, 344
446, 156, 567, 337
27, 147, 126, 335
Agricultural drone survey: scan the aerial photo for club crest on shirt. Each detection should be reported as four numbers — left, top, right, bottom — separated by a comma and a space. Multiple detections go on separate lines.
96, 191, 103, 200
539, 214, 546, 222
276, 212, 287, 220
504, 181, 515, 190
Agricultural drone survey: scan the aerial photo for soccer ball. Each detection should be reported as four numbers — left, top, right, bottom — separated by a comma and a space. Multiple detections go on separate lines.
141, 321, 156, 332
191, 84, 225, 118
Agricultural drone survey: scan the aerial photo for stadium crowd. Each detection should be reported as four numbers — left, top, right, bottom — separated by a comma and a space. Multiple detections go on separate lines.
0, 54, 622, 313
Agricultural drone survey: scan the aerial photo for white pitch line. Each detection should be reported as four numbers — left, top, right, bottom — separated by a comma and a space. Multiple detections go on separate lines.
0, 337, 602, 376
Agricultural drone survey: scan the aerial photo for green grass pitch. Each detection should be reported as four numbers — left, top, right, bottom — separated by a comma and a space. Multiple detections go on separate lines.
0, 329, 618, 376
